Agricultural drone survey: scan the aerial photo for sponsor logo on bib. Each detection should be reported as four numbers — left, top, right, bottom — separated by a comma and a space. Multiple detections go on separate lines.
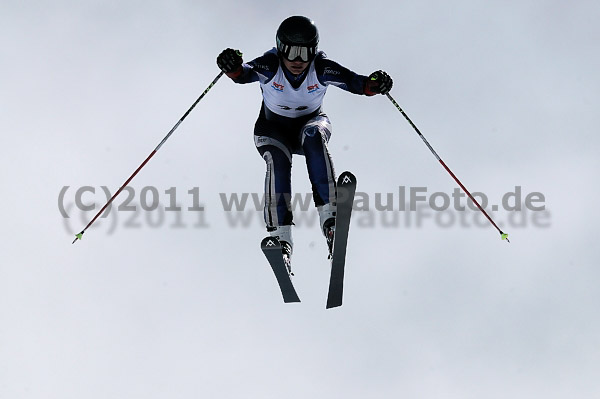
271, 82, 284, 92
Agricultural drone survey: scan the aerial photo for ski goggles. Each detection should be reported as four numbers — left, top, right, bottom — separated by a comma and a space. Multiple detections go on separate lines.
276, 39, 316, 62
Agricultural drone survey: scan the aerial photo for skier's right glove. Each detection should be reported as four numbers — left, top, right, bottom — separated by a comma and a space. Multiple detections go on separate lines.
217, 48, 243, 79
364, 70, 393, 96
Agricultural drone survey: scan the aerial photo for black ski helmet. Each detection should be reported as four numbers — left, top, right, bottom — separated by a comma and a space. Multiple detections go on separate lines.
276, 16, 319, 62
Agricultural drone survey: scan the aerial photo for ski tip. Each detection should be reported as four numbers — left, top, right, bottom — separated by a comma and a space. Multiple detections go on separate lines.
338, 171, 356, 185
261, 236, 281, 249
501, 232, 510, 243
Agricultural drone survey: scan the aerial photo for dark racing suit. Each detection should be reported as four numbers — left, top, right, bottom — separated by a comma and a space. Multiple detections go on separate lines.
231, 48, 371, 228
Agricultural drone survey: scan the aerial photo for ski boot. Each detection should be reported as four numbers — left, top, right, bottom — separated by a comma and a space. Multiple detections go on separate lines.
267, 225, 294, 276
318, 203, 337, 259
323, 218, 335, 259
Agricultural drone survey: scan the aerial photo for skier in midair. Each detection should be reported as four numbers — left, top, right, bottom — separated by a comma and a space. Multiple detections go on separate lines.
217, 16, 392, 274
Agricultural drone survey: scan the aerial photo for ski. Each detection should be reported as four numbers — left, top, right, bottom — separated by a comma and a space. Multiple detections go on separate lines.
261, 237, 301, 303
326, 171, 357, 309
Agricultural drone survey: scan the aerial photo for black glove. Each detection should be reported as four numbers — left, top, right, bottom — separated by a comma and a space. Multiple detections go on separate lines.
365, 70, 393, 95
217, 48, 243, 74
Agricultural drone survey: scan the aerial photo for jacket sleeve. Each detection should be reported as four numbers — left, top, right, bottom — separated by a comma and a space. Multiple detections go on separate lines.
232, 48, 279, 85
314, 53, 369, 95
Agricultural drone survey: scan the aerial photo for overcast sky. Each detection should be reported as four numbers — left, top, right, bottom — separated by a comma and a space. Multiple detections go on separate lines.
1, 0, 599, 398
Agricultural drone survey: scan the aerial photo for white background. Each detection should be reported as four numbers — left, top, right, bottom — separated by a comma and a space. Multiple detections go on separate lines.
1, 0, 599, 398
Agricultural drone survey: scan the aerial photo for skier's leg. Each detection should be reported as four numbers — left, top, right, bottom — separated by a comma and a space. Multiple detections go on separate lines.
256, 143, 293, 228
253, 106, 295, 227
254, 105, 299, 272
256, 143, 294, 273
301, 114, 337, 239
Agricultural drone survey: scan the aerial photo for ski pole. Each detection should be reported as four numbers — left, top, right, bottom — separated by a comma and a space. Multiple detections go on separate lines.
386, 93, 509, 242
72, 71, 224, 244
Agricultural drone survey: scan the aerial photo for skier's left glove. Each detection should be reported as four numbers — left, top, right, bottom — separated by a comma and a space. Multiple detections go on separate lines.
217, 48, 243, 79
364, 70, 393, 96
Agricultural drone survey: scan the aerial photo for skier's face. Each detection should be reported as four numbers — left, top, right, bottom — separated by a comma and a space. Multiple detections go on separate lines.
282, 57, 309, 75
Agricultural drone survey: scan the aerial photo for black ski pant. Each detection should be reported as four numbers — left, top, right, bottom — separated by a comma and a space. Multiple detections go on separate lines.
254, 105, 336, 228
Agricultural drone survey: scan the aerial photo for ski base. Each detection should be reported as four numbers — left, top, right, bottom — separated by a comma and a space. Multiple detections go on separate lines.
326, 171, 357, 309
261, 237, 300, 303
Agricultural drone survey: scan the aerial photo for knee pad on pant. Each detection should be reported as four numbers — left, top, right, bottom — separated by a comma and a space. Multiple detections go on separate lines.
303, 125, 320, 138
301, 118, 331, 146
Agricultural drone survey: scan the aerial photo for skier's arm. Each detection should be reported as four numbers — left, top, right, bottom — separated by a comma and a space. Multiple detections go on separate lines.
315, 54, 393, 95
216, 48, 278, 84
